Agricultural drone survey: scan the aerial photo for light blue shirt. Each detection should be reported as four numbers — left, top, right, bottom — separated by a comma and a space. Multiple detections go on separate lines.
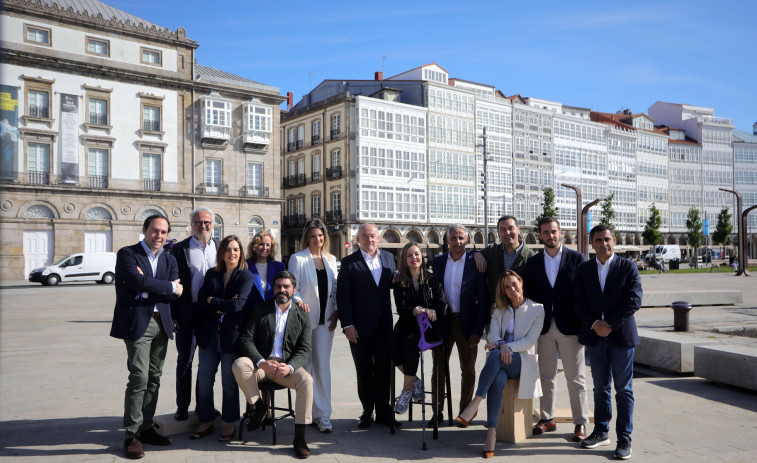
140, 240, 176, 312
188, 237, 216, 303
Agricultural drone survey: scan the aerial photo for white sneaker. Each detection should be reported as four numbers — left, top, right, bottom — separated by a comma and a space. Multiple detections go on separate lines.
411, 377, 424, 402
394, 390, 412, 415
316, 417, 332, 433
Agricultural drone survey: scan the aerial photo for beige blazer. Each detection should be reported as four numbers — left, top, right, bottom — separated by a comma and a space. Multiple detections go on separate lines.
289, 248, 338, 329
487, 298, 545, 399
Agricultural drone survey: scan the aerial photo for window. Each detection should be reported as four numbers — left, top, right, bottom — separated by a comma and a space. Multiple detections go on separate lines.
206, 100, 230, 126
312, 195, 321, 218
88, 148, 108, 188
244, 101, 271, 145
28, 143, 50, 184
247, 162, 263, 196
86, 37, 109, 56
141, 47, 162, 66
206, 159, 221, 193
248, 217, 264, 242
297, 158, 305, 176
331, 149, 341, 167
89, 98, 107, 125
331, 113, 340, 139
25, 25, 50, 45
28, 90, 49, 118
288, 160, 296, 176
331, 192, 341, 212
312, 154, 321, 180
143, 106, 160, 131
297, 125, 305, 148
142, 154, 161, 191
212, 215, 223, 241
201, 95, 231, 140
84, 207, 112, 221
287, 128, 295, 151
312, 120, 320, 144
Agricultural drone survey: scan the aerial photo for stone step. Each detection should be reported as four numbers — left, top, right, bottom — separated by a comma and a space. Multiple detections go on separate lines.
694, 344, 757, 391
642, 290, 741, 307
635, 328, 719, 373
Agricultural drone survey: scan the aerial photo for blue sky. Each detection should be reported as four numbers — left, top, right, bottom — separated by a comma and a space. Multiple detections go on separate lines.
117, 0, 756, 132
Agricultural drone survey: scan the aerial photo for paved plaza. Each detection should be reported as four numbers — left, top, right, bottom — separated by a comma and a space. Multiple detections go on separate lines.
1, 272, 756, 462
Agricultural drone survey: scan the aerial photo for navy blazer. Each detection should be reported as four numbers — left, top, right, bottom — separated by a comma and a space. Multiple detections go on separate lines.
246, 259, 286, 305
337, 248, 396, 338
432, 252, 489, 340
524, 247, 587, 339
195, 267, 254, 352
110, 242, 178, 341
169, 236, 220, 329
573, 255, 643, 347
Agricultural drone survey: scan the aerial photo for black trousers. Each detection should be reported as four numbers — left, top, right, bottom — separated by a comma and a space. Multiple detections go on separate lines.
349, 322, 392, 419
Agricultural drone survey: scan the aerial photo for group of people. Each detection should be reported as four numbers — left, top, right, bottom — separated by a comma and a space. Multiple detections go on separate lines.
109, 208, 642, 461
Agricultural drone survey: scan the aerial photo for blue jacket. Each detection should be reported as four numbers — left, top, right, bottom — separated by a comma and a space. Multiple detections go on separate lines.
432, 252, 489, 340
246, 259, 286, 305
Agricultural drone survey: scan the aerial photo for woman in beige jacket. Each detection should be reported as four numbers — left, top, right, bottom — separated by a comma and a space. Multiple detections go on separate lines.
456, 270, 544, 458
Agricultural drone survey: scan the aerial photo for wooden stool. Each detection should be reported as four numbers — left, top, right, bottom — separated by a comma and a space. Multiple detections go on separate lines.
495, 379, 533, 443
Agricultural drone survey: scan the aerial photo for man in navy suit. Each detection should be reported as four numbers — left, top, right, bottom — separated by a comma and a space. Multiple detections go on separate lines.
169, 207, 219, 421
110, 215, 183, 459
337, 223, 399, 429
431, 224, 488, 426
574, 224, 642, 460
524, 217, 589, 442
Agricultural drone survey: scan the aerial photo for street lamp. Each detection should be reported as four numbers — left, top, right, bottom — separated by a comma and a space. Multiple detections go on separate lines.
719, 188, 754, 276
561, 183, 601, 258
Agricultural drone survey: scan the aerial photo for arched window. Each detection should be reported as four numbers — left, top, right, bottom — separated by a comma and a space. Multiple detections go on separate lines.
24, 204, 55, 218
84, 206, 112, 221
212, 214, 223, 241
138, 208, 163, 222
248, 216, 264, 242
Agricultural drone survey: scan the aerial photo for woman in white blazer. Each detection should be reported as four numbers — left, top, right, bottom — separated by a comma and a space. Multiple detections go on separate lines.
288, 219, 338, 433
456, 270, 544, 458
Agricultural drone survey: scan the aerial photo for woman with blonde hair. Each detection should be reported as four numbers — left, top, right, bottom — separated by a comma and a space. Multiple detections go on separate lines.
246, 230, 285, 305
288, 219, 339, 432
455, 270, 544, 458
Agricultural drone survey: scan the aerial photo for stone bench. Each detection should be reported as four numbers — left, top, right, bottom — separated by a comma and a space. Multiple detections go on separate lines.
496, 379, 533, 443
694, 344, 757, 391
642, 290, 742, 307
635, 329, 718, 373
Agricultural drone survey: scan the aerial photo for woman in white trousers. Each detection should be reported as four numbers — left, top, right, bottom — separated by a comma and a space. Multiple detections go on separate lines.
288, 219, 339, 432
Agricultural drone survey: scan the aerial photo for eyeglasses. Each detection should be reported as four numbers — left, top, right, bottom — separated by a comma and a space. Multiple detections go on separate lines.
192, 221, 212, 226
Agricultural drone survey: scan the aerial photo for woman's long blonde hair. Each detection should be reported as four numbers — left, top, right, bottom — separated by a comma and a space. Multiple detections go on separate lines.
495, 270, 523, 309
299, 219, 331, 259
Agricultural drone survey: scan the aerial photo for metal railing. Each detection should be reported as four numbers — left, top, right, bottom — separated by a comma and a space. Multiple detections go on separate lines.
90, 175, 108, 188
143, 120, 160, 131
296, 139, 304, 149
29, 171, 50, 185
287, 142, 295, 152
330, 128, 339, 140
284, 214, 306, 227
143, 178, 160, 191
311, 135, 320, 145
326, 166, 342, 179
90, 113, 108, 125
195, 183, 228, 195
325, 210, 343, 222
29, 105, 49, 118
312, 171, 320, 182
239, 186, 269, 198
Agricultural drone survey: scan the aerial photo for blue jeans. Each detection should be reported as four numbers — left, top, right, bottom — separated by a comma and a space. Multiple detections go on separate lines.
475, 350, 522, 428
197, 346, 240, 423
587, 338, 634, 441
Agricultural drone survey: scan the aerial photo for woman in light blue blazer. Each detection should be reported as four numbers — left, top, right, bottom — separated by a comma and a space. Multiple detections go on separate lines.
288, 219, 338, 433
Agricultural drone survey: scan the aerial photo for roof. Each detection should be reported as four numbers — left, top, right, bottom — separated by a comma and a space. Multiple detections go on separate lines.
37, 0, 169, 33
385, 62, 450, 80
195, 65, 279, 93
733, 129, 757, 143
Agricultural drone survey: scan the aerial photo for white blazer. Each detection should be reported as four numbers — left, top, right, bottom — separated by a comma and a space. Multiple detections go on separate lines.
487, 298, 545, 399
288, 248, 338, 329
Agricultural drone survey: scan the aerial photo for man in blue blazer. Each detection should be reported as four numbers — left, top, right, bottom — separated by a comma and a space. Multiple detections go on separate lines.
337, 223, 398, 429
431, 224, 488, 426
169, 207, 219, 421
574, 224, 642, 460
110, 215, 183, 459
524, 217, 589, 442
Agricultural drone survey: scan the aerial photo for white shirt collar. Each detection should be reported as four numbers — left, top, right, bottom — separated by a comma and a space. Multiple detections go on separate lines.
447, 251, 467, 263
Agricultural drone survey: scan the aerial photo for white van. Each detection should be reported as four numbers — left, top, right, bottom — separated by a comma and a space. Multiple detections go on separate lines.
28, 252, 117, 286
644, 245, 681, 263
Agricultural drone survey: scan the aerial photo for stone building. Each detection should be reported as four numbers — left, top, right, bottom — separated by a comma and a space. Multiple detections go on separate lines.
0, 0, 283, 280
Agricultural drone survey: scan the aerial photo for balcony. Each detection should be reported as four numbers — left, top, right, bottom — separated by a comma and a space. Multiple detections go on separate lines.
330, 128, 339, 140
296, 139, 304, 150
283, 174, 306, 188
239, 186, 269, 198
90, 175, 108, 188
143, 178, 161, 191
195, 183, 229, 195
325, 210, 343, 223
243, 129, 270, 153
29, 105, 49, 118
326, 166, 342, 179
284, 214, 306, 228
90, 113, 107, 125
287, 142, 296, 152
201, 123, 231, 148
311, 135, 320, 145
312, 171, 320, 182
143, 119, 160, 131
29, 171, 50, 185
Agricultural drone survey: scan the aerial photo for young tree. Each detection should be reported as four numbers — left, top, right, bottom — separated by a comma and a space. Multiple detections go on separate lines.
685, 207, 704, 269
642, 203, 663, 253
534, 187, 558, 226
713, 207, 733, 255
599, 193, 616, 229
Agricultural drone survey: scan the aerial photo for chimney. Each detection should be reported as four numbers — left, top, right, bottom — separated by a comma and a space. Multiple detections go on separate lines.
374, 71, 383, 81
287, 91, 293, 109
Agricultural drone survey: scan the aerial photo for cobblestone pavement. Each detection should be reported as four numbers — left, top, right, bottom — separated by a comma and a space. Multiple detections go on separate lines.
1, 272, 755, 462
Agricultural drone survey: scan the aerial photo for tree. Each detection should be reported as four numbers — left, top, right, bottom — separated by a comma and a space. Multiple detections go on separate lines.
599, 193, 617, 229
685, 207, 704, 268
534, 187, 558, 226
712, 207, 733, 255
642, 203, 663, 252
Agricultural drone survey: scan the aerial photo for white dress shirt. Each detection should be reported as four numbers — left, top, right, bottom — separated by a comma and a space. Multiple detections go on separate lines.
444, 251, 466, 314
543, 244, 563, 288
596, 253, 615, 293
188, 237, 216, 303
360, 249, 383, 286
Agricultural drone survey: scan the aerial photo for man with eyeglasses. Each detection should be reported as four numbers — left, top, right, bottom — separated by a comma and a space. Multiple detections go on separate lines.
169, 207, 219, 421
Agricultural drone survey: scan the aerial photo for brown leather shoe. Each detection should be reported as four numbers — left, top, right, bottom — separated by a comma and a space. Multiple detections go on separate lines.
293, 436, 311, 459
124, 437, 144, 459
533, 419, 557, 434
573, 424, 587, 442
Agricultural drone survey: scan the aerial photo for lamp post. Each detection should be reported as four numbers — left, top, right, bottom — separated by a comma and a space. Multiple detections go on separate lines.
561, 183, 601, 259
719, 188, 753, 276
478, 127, 490, 247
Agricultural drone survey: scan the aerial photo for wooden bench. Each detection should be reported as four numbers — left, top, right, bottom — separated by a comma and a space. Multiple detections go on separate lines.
495, 379, 533, 443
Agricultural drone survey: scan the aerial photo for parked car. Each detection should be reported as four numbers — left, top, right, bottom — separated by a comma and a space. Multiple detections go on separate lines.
29, 252, 117, 286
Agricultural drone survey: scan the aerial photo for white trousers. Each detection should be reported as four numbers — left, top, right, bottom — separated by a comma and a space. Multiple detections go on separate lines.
537, 322, 589, 426
304, 324, 335, 421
